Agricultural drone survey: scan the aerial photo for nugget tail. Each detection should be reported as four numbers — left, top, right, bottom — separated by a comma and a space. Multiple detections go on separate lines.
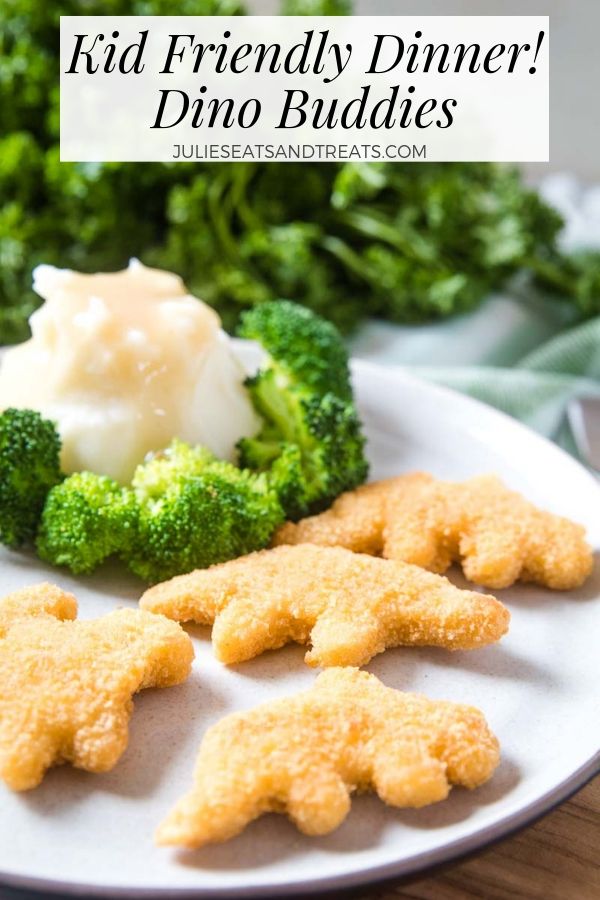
155, 791, 257, 848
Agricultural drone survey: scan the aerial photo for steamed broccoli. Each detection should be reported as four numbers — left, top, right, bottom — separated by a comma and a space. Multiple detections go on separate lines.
130, 440, 215, 499
263, 443, 310, 519
7, 300, 368, 581
0, 408, 62, 547
238, 299, 352, 400
237, 301, 368, 518
241, 372, 367, 518
128, 440, 285, 583
37, 472, 138, 574
34, 440, 285, 582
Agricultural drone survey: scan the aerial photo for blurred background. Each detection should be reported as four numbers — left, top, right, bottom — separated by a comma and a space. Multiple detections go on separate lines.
254, 0, 600, 182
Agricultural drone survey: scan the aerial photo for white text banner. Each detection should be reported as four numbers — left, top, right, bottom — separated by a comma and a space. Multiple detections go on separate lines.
60, 15, 549, 162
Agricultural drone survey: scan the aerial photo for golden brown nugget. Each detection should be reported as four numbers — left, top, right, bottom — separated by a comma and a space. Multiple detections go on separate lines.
383, 474, 593, 590
273, 473, 432, 553
0, 583, 194, 791
273, 477, 406, 553
140, 544, 509, 667
156, 667, 500, 848
275, 473, 593, 591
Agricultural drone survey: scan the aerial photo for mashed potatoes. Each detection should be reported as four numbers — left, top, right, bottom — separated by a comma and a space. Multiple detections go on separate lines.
0, 260, 260, 482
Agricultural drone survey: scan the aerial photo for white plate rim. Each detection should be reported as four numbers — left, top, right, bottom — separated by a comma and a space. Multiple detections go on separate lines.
1, 359, 599, 898
1, 760, 597, 898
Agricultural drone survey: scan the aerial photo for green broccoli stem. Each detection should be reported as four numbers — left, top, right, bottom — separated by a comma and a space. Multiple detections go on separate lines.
247, 375, 299, 445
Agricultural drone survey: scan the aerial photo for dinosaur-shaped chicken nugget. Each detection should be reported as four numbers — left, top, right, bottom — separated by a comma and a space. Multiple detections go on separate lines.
140, 544, 509, 667
156, 667, 500, 848
274, 477, 403, 554
0, 583, 194, 791
274, 473, 593, 590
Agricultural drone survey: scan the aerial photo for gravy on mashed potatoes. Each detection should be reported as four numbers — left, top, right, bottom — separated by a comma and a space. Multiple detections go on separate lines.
0, 260, 260, 482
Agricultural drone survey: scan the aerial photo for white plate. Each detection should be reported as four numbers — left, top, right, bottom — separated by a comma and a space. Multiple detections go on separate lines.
1, 359, 599, 898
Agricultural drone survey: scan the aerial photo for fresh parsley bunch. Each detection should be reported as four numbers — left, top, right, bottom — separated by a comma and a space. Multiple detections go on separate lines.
1, 0, 598, 343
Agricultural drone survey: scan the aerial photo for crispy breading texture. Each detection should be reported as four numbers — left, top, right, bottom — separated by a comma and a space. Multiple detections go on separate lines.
274, 473, 593, 590
140, 544, 509, 668
0, 583, 194, 791
156, 667, 500, 848
273, 477, 407, 553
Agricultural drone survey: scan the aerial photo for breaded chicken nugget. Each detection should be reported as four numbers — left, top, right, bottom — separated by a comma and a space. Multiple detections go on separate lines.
140, 544, 509, 667
273, 477, 405, 553
274, 473, 593, 590
156, 667, 500, 848
0, 583, 194, 791
384, 474, 593, 590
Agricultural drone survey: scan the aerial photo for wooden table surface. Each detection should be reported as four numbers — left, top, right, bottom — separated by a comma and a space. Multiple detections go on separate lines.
360, 777, 600, 900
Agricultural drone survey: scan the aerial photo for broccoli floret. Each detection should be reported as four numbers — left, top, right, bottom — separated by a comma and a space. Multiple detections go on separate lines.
35, 439, 286, 582
268, 443, 310, 517
239, 439, 311, 520
0, 408, 62, 548
131, 439, 216, 500
299, 392, 368, 508
128, 440, 284, 583
237, 301, 368, 518
242, 370, 367, 517
37, 472, 138, 574
238, 299, 352, 400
